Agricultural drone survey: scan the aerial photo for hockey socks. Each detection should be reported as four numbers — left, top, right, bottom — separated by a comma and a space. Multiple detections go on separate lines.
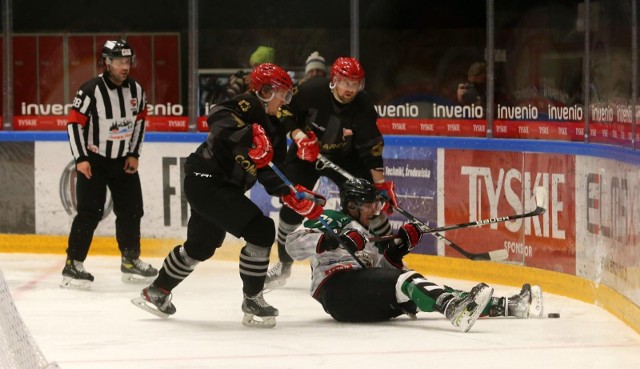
240, 244, 278, 327
154, 245, 199, 291
275, 220, 300, 263
397, 271, 444, 313
240, 244, 271, 296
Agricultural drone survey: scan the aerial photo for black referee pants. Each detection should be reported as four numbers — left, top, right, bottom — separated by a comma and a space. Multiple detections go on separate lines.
66, 154, 144, 261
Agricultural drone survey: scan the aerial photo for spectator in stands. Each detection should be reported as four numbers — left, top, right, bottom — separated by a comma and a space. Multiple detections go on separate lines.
226, 46, 277, 101
249, 45, 276, 67
199, 45, 277, 110
298, 51, 327, 85
456, 61, 486, 105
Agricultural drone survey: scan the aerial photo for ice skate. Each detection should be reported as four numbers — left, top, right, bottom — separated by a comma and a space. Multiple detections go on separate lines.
442, 282, 493, 332
131, 284, 176, 319
502, 283, 543, 318
263, 261, 292, 291
60, 259, 94, 290
121, 257, 158, 284
242, 292, 278, 328
526, 284, 544, 318
487, 283, 543, 318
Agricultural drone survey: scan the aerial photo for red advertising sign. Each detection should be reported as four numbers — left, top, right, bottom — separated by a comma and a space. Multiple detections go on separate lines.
442, 150, 576, 273
13, 115, 190, 132
14, 116, 68, 130
377, 117, 589, 141
377, 118, 486, 137
145, 116, 189, 132
197, 117, 209, 132
376, 117, 637, 146
12, 115, 638, 148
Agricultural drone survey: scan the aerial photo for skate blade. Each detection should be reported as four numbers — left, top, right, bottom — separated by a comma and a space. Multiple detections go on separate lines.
456, 287, 494, 333
122, 273, 156, 284
529, 285, 544, 318
242, 313, 276, 328
60, 276, 92, 290
131, 297, 173, 319
263, 278, 287, 291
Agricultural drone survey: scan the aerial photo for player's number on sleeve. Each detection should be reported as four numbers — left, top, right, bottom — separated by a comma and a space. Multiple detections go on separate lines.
72, 97, 83, 109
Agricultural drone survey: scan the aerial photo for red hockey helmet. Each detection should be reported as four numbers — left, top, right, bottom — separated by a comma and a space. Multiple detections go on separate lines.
330, 57, 365, 81
330, 57, 365, 93
249, 63, 293, 93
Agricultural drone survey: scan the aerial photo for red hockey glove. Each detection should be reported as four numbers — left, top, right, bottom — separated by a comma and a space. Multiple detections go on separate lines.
385, 222, 422, 264
338, 228, 367, 253
281, 185, 325, 219
316, 233, 339, 253
375, 181, 398, 214
294, 131, 320, 162
247, 123, 273, 169
397, 222, 422, 253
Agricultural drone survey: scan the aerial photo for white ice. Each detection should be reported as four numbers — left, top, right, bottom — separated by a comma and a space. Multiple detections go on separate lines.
2, 253, 640, 369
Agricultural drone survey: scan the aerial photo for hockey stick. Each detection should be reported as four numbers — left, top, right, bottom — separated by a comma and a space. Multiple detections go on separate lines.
368, 186, 548, 242
315, 154, 355, 180
315, 155, 508, 261
317, 217, 368, 269
268, 162, 325, 204
392, 205, 508, 261
267, 162, 366, 268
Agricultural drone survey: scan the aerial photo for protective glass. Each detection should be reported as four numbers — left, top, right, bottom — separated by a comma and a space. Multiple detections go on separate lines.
274, 88, 293, 104
358, 200, 383, 216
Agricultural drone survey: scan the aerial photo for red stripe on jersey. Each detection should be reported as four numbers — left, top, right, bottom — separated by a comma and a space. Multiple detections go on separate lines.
137, 107, 148, 121
68, 109, 88, 126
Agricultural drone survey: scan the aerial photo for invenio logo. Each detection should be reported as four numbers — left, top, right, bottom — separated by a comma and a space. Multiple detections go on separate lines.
59, 160, 113, 218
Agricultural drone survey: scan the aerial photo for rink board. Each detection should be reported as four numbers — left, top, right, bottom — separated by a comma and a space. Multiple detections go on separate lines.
0, 132, 638, 333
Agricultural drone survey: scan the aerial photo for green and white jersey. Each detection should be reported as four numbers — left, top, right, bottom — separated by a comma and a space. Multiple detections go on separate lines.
285, 209, 399, 298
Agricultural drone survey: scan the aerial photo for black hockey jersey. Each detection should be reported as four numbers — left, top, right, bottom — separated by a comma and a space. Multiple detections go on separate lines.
188, 93, 288, 194
280, 77, 384, 170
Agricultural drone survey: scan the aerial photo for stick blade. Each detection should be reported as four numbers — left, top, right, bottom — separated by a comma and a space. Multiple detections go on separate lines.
487, 249, 509, 261
467, 249, 508, 261
534, 186, 548, 210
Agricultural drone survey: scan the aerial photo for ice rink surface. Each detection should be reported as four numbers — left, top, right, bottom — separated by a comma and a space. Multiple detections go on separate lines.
2, 253, 640, 369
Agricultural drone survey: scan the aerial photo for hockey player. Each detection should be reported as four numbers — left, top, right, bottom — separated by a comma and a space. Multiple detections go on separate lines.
62, 39, 157, 289
132, 63, 324, 328
266, 57, 398, 289
285, 178, 543, 332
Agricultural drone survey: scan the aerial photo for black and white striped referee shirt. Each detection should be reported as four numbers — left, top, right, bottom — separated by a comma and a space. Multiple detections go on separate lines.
66, 73, 147, 162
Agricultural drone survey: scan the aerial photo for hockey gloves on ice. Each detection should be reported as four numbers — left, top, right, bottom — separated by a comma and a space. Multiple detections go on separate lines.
281, 184, 325, 219
247, 123, 273, 169
318, 228, 367, 254
374, 181, 398, 214
294, 131, 320, 162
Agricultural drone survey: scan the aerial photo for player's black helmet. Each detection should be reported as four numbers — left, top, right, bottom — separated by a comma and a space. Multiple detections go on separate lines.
101, 39, 135, 60
340, 178, 378, 211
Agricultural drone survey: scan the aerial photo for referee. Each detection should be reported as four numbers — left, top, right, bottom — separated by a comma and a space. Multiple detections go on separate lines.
61, 39, 157, 289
